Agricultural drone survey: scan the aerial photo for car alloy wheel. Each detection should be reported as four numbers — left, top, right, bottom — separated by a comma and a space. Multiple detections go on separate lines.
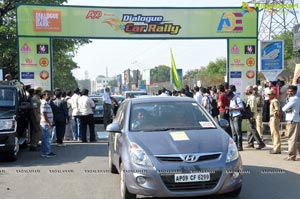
120, 163, 136, 199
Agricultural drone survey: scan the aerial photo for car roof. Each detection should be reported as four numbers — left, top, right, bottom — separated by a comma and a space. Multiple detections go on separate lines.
129, 96, 195, 104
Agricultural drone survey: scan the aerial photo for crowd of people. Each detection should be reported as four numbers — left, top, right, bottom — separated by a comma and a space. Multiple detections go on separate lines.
25, 86, 115, 158
156, 80, 300, 161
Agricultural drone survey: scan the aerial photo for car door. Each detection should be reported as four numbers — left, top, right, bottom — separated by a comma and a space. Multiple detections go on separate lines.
110, 101, 127, 168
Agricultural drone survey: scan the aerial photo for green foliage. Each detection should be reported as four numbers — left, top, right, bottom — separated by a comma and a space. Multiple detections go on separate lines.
206, 57, 226, 75
183, 57, 226, 87
52, 38, 91, 90
150, 65, 170, 83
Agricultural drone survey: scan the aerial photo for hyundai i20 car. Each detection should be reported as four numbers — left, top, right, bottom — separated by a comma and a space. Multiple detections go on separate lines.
106, 96, 242, 199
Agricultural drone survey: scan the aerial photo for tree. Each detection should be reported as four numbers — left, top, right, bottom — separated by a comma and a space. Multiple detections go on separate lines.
150, 65, 170, 83
52, 38, 91, 90
183, 57, 226, 87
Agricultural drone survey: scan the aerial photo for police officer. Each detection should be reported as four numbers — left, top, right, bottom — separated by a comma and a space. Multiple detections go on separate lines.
29, 86, 43, 151
268, 89, 281, 154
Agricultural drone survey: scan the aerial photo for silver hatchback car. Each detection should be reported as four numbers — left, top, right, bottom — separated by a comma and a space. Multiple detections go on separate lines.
107, 96, 242, 199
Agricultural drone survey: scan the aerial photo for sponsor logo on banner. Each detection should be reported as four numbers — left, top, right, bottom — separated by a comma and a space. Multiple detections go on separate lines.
40, 70, 49, 80
217, 10, 249, 32
21, 72, 34, 79
231, 44, 240, 54
230, 71, 242, 78
39, 58, 49, 67
86, 10, 103, 19
102, 14, 181, 35
246, 57, 255, 66
21, 58, 37, 66
244, 45, 255, 54
230, 58, 244, 66
21, 43, 32, 53
246, 70, 255, 79
33, 10, 62, 32
37, 44, 49, 54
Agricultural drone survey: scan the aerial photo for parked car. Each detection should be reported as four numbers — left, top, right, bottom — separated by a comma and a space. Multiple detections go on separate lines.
90, 96, 104, 124
112, 95, 124, 105
123, 91, 147, 99
107, 96, 242, 199
0, 81, 30, 161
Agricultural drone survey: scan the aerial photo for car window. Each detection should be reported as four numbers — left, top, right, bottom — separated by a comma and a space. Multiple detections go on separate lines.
0, 88, 16, 106
129, 101, 215, 131
115, 101, 127, 129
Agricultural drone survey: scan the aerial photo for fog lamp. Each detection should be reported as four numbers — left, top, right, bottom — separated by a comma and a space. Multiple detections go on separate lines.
136, 176, 146, 184
232, 171, 240, 178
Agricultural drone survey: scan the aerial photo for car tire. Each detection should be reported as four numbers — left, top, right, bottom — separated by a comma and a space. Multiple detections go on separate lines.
7, 137, 19, 161
224, 186, 242, 197
108, 147, 118, 174
120, 163, 136, 199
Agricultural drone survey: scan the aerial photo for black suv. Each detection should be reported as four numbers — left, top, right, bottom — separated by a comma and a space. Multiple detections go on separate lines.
0, 81, 30, 161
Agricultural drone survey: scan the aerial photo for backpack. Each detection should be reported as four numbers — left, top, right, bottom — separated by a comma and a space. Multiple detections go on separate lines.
241, 101, 253, 119
209, 98, 220, 117
235, 99, 252, 119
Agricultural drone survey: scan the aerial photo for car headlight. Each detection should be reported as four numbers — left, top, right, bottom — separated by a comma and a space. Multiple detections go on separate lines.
129, 143, 153, 167
226, 138, 239, 163
0, 120, 16, 131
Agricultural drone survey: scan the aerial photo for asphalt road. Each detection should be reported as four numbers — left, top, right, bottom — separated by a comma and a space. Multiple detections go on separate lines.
0, 124, 299, 199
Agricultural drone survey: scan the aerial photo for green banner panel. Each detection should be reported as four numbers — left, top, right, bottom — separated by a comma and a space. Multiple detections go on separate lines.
17, 5, 257, 38
228, 38, 257, 96
19, 37, 52, 91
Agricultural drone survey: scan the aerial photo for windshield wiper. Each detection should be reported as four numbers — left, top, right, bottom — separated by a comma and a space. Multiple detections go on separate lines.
148, 127, 187, 131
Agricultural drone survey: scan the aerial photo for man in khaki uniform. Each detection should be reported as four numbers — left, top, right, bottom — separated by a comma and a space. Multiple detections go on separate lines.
268, 89, 281, 154
253, 85, 264, 139
29, 86, 43, 151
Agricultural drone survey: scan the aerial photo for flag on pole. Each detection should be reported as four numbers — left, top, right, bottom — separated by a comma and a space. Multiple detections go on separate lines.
170, 49, 182, 90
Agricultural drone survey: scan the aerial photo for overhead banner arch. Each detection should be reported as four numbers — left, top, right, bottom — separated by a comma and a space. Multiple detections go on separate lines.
17, 4, 258, 92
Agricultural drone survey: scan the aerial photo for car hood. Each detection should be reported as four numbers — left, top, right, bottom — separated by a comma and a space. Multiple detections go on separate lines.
0, 108, 16, 119
128, 129, 229, 155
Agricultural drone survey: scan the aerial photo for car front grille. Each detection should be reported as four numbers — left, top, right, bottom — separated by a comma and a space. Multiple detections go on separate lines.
160, 171, 222, 191
156, 153, 221, 163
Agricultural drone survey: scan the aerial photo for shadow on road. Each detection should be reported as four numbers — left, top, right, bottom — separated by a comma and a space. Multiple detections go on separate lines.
0, 142, 108, 167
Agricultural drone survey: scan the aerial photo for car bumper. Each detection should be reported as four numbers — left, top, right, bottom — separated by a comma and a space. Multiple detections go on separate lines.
123, 158, 242, 197
0, 132, 16, 152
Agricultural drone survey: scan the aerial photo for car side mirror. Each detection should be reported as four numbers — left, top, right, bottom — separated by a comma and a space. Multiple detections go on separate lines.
218, 119, 229, 129
106, 123, 122, 133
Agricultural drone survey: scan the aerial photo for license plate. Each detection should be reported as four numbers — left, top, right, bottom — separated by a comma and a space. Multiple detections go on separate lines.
174, 173, 210, 183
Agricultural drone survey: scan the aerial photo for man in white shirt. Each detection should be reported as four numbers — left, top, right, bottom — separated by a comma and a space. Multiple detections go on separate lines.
78, 89, 96, 142
282, 85, 300, 161
102, 87, 112, 129
70, 88, 81, 141
193, 86, 202, 104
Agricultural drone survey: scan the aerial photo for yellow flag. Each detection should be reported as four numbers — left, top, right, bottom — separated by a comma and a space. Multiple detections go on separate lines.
170, 49, 182, 90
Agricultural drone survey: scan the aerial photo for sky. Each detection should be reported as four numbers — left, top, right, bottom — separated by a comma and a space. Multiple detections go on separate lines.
67, 0, 300, 80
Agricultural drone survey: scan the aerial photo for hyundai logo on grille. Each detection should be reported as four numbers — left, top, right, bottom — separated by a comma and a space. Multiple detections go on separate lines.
183, 154, 198, 163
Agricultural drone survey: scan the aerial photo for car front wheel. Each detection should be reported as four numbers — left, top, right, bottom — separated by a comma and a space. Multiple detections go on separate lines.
7, 137, 19, 161
120, 163, 136, 199
108, 147, 118, 174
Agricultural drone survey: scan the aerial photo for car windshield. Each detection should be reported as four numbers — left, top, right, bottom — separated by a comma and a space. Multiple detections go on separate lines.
126, 92, 147, 99
129, 101, 216, 131
91, 97, 103, 105
0, 88, 16, 107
